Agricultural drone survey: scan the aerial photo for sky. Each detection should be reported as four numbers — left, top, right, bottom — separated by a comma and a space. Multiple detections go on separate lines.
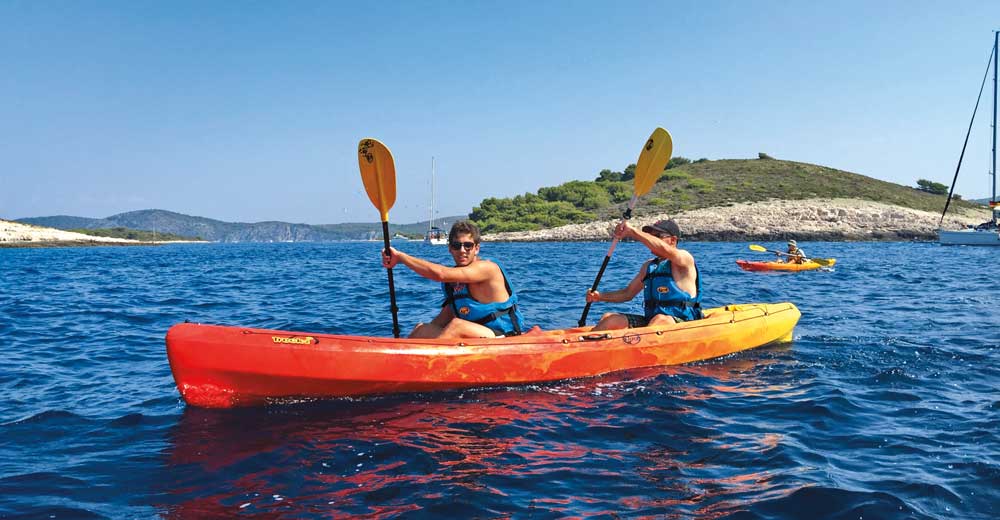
2, 1, 999, 224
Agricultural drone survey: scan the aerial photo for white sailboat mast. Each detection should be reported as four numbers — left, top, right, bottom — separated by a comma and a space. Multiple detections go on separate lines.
429, 156, 436, 232
992, 30, 997, 211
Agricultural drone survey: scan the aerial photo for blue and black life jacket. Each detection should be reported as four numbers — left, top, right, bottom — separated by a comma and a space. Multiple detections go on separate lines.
442, 260, 525, 336
642, 257, 703, 322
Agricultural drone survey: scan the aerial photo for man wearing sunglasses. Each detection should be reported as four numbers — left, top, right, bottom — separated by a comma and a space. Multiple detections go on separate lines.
381, 220, 527, 339
584, 218, 702, 331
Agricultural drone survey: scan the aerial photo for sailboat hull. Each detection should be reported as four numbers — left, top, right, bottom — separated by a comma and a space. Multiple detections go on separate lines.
424, 226, 447, 245
938, 229, 1000, 246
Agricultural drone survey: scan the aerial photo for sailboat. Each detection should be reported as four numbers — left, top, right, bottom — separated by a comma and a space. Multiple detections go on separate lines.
424, 156, 447, 245
938, 31, 1000, 246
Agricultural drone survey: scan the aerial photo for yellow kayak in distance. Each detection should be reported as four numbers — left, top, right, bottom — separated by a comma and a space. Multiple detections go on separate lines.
737, 259, 836, 272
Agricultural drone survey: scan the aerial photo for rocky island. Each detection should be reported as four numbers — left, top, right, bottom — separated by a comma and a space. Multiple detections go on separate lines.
483, 198, 987, 242
472, 157, 989, 242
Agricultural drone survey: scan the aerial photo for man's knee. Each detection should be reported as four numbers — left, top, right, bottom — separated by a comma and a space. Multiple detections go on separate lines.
409, 322, 441, 339
595, 313, 628, 330
440, 318, 495, 339
648, 314, 677, 327
600, 312, 625, 323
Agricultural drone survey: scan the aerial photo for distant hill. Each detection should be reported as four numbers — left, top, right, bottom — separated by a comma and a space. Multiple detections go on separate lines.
628, 158, 983, 216
469, 157, 985, 233
17, 210, 469, 243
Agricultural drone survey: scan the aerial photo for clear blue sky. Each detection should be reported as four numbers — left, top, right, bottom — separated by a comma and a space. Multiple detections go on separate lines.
2, 1, 999, 224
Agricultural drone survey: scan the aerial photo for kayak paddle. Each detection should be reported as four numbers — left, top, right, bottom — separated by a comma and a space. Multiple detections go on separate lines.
358, 138, 401, 338
578, 127, 673, 326
748, 244, 833, 266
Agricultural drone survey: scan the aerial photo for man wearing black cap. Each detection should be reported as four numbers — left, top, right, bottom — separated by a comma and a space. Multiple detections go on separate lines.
585, 218, 702, 331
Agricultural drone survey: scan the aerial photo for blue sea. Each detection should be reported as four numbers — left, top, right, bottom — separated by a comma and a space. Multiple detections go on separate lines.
1, 240, 997, 519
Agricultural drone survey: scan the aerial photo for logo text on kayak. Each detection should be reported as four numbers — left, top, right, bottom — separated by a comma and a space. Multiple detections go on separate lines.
272, 336, 316, 345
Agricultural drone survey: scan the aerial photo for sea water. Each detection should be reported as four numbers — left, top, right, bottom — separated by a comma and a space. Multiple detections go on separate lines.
0, 241, 997, 518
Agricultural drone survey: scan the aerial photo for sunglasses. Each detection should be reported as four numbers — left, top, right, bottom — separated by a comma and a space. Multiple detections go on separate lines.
449, 241, 477, 251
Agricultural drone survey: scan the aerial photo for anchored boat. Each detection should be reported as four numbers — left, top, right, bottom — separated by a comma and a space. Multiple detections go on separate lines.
938, 31, 1000, 246
424, 156, 448, 245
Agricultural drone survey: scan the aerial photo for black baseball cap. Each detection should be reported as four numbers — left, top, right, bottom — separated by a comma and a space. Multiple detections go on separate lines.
642, 219, 681, 238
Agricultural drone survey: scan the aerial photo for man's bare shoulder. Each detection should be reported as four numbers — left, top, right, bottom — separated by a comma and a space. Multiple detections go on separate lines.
674, 248, 696, 267
465, 258, 503, 279
470, 258, 501, 270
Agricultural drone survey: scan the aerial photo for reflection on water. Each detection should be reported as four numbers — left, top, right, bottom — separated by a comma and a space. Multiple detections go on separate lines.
156, 349, 800, 518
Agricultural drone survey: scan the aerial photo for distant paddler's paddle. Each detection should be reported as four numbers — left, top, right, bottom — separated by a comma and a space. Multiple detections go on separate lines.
748, 244, 834, 266
358, 138, 401, 338
578, 127, 673, 326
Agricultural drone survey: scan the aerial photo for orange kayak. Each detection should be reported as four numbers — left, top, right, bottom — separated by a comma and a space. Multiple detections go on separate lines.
736, 259, 835, 272
166, 302, 801, 408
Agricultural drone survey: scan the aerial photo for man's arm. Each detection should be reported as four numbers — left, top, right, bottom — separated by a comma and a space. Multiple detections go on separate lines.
623, 223, 694, 270
587, 261, 648, 304
383, 248, 497, 283
429, 305, 455, 328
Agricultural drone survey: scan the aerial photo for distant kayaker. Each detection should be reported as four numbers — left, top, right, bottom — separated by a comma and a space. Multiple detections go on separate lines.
584, 219, 702, 331
782, 240, 807, 264
381, 220, 529, 339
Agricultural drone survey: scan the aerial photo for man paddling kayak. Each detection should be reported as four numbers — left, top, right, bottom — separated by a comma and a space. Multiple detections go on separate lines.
585, 219, 703, 331
781, 239, 807, 264
382, 220, 528, 339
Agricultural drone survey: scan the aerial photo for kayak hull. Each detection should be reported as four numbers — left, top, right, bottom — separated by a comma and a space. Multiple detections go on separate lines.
166, 302, 801, 408
736, 259, 834, 271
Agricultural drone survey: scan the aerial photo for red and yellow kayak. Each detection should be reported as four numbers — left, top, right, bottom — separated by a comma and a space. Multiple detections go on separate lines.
736, 259, 835, 272
166, 302, 800, 408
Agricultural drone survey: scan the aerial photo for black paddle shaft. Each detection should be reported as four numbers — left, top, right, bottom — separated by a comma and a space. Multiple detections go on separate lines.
381, 221, 401, 338
578, 254, 612, 327
577, 207, 634, 327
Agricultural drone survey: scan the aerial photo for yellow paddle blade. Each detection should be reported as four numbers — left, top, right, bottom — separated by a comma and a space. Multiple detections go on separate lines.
357, 138, 397, 222
812, 258, 835, 267
632, 127, 673, 197
749, 244, 767, 252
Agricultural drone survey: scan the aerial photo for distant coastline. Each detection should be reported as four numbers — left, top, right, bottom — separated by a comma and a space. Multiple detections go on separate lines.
5, 198, 988, 247
482, 198, 989, 242
0, 220, 184, 248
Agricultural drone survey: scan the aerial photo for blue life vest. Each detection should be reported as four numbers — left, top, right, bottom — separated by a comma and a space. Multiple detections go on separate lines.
442, 260, 526, 336
642, 258, 703, 322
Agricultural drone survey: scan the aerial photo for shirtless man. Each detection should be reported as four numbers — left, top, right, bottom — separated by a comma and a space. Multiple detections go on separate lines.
382, 220, 527, 338
585, 219, 702, 331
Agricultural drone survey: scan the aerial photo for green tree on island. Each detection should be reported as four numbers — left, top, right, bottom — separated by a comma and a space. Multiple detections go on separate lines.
915, 179, 949, 195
